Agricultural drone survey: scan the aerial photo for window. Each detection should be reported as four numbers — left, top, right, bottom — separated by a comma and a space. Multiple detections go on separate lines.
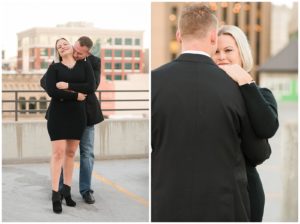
29, 62, 35, 70
171, 6, 177, 14
105, 49, 112, 57
135, 38, 140, 46
29, 97, 37, 113
171, 53, 177, 60
125, 38, 132, 45
172, 25, 177, 35
41, 60, 49, 69
105, 63, 112, 69
114, 50, 122, 57
223, 6, 228, 20
125, 63, 132, 69
39, 97, 47, 113
115, 75, 122, 80
19, 97, 26, 114
134, 63, 140, 70
124, 50, 132, 57
30, 48, 35, 57
114, 63, 122, 70
135, 50, 140, 57
106, 75, 112, 80
40, 48, 48, 56
115, 38, 122, 45
107, 38, 112, 45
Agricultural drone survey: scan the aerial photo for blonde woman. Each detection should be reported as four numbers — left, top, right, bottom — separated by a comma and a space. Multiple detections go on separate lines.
213, 25, 279, 221
45, 38, 95, 213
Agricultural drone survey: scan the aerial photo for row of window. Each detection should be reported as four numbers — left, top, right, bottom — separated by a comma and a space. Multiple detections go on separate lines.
18, 96, 47, 113
109, 38, 140, 46
20, 36, 141, 47
29, 48, 55, 57
28, 48, 141, 58
104, 49, 141, 58
106, 74, 126, 81
29, 60, 50, 70
104, 62, 140, 70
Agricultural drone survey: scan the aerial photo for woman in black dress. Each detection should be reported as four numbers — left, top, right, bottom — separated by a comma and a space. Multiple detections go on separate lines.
45, 38, 95, 213
213, 25, 279, 221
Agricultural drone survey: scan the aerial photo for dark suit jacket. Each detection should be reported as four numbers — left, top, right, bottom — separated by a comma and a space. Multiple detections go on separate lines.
151, 53, 271, 222
40, 54, 104, 126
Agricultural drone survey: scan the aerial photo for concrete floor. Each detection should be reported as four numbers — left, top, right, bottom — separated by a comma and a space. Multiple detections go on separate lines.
2, 159, 149, 222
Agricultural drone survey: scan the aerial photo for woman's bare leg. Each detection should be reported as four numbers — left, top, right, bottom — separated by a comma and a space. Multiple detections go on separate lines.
63, 140, 80, 186
50, 140, 66, 191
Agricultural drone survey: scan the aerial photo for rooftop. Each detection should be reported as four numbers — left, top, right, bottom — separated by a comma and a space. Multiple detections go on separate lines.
258, 38, 298, 73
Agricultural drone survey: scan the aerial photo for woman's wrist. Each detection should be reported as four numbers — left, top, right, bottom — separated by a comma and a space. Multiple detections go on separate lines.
237, 73, 253, 86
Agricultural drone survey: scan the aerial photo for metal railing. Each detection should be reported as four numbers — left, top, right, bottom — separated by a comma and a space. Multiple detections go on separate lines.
2, 90, 149, 121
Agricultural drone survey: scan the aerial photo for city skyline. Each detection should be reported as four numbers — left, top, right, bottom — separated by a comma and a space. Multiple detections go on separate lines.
1, 0, 150, 58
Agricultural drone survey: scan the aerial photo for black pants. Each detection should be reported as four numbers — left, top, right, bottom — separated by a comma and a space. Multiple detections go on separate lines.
246, 165, 265, 222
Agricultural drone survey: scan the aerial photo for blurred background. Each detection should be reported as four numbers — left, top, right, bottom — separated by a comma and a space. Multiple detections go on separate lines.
152, 1, 298, 222
1, 0, 149, 221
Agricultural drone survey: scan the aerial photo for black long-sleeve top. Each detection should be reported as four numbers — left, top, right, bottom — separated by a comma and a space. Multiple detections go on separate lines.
240, 83, 279, 139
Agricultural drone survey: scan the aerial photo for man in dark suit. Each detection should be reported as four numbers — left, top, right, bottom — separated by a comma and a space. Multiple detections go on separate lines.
41, 36, 104, 204
151, 4, 271, 221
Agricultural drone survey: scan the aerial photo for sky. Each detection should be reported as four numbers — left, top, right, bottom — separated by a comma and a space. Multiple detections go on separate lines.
1, 0, 150, 58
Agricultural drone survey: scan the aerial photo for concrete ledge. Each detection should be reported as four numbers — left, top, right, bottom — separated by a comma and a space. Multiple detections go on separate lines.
281, 122, 298, 221
3, 119, 149, 163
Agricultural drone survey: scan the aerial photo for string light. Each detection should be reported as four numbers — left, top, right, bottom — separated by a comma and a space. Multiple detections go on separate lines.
169, 14, 177, 22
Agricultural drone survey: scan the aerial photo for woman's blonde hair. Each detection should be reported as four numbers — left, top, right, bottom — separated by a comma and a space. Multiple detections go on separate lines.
218, 25, 253, 72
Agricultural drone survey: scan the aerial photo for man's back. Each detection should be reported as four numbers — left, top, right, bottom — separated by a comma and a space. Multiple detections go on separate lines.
151, 53, 250, 221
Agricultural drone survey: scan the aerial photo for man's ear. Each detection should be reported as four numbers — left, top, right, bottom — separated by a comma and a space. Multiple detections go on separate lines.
210, 29, 217, 45
176, 29, 182, 43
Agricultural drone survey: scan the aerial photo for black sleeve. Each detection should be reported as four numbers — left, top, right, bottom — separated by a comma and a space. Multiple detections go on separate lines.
45, 64, 78, 100
239, 105, 272, 166
92, 56, 101, 89
40, 60, 54, 91
40, 72, 47, 91
240, 83, 279, 138
68, 60, 96, 94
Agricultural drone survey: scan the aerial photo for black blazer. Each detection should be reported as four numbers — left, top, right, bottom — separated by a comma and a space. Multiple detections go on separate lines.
151, 53, 271, 222
40, 54, 104, 126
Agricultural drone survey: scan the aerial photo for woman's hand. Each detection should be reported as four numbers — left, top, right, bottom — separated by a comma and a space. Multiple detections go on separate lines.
56, 82, 69, 90
219, 64, 253, 86
77, 92, 87, 101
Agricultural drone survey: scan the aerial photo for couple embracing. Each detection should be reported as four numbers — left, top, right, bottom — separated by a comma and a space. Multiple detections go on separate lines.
41, 36, 103, 214
152, 4, 278, 222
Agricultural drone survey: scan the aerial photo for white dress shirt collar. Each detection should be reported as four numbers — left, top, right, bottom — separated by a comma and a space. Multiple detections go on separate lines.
181, 50, 211, 58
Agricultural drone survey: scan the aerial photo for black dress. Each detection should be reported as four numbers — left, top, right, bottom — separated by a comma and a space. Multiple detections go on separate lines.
45, 60, 95, 141
40, 55, 104, 126
240, 83, 279, 221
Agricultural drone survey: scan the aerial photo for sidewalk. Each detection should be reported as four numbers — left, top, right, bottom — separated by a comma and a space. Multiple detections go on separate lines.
2, 159, 149, 222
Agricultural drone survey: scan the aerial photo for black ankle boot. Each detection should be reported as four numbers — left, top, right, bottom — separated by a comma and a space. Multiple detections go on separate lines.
52, 190, 62, 214
61, 184, 76, 207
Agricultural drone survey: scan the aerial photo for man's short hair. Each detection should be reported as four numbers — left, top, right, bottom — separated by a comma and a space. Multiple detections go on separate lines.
179, 4, 218, 38
78, 36, 93, 49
